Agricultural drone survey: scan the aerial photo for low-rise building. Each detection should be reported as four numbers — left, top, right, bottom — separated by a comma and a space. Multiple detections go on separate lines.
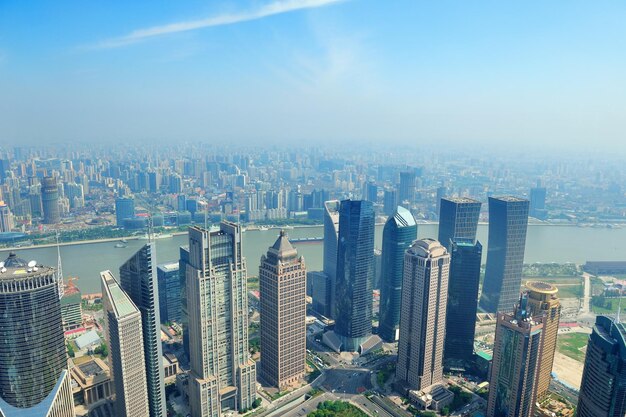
70, 358, 113, 408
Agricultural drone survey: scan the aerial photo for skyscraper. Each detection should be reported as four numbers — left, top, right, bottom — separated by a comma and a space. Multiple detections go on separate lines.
383, 188, 398, 216
307, 271, 331, 317
398, 171, 416, 204
115, 197, 135, 227
0, 252, 75, 416
437, 197, 481, 251
334, 200, 375, 352
41, 176, 61, 224
526, 281, 560, 399
157, 262, 181, 323
101, 270, 150, 417
480, 196, 529, 314
187, 223, 256, 416
444, 239, 482, 366
577, 315, 626, 417
529, 186, 547, 220
120, 244, 166, 417
378, 206, 417, 342
365, 181, 378, 203
259, 231, 307, 389
179, 245, 191, 359
0, 202, 14, 232
323, 200, 340, 319
396, 239, 450, 391
487, 294, 543, 417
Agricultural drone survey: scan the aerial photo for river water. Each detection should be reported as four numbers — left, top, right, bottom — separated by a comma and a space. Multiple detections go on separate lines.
1, 224, 624, 293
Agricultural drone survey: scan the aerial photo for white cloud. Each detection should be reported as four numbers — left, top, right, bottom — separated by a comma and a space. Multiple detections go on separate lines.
88, 0, 346, 49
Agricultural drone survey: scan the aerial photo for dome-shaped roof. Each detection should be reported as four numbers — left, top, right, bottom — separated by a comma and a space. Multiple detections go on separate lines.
3, 252, 28, 268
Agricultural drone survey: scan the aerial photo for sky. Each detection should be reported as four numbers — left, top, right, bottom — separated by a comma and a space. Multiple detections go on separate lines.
1, 0, 625, 150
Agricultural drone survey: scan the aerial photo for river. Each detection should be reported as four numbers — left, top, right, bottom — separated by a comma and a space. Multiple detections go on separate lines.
0, 224, 624, 293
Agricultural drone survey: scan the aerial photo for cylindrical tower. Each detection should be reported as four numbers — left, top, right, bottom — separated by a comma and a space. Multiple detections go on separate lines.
0, 252, 67, 408
41, 176, 61, 224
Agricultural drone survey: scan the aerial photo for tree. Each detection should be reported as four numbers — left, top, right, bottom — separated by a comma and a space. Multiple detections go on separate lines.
95, 342, 108, 358
66, 343, 75, 358
252, 398, 262, 408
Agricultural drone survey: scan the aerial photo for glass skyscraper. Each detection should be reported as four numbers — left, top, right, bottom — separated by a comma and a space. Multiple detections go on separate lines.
437, 197, 481, 251
157, 262, 181, 323
120, 243, 166, 417
323, 200, 340, 319
444, 239, 482, 366
115, 197, 135, 227
41, 176, 61, 224
334, 199, 375, 352
0, 252, 73, 414
480, 196, 529, 314
577, 315, 626, 417
378, 206, 417, 342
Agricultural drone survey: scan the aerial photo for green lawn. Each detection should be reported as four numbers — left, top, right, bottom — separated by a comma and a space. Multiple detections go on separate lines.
521, 278, 582, 298
592, 297, 626, 314
557, 333, 589, 362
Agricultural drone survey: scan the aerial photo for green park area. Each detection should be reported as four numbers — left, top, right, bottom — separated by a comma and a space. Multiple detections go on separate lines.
556, 333, 589, 362
591, 296, 626, 314
308, 401, 368, 417
521, 277, 582, 299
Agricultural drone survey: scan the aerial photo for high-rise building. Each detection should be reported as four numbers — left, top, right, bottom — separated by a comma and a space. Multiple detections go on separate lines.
444, 239, 482, 366
383, 189, 398, 216
480, 196, 529, 314
115, 197, 135, 227
577, 315, 626, 417
0, 252, 75, 417
526, 281, 560, 399
259, 231, 307, 389
379, 206, 417, 342
157, 262, 181, 324
396, 239, 450, 391
323, 200, 340, 319
41, 176, 61, 224
187, 223, 257, 417
307, 271, 331, 318
487, 294, 543, 417
334, 200, 375, 352
437, 197, 481, 251
365, 181, 378, 203
398, 171, 416, 204
119, 244, 166, 417
435, 186, 447, 214
179, 245, 191, 359
101, 270, 150, 417
529, 187, 547, 220
0, 202, 14, 232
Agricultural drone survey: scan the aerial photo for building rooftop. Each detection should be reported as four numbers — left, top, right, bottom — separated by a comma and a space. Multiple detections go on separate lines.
100, 270, 139, 318
268, 230, 298, 261
442, 197, 481, 204
408, 238, 448, 258
526, 281, 558, 295
391, 205, 416, 227
78, 359, 108, 378
0, 252, 55, 281
157, 262, 179, 272
491, 195, 528, 203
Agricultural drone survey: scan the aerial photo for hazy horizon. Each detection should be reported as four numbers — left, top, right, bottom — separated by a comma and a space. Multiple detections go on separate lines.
1, 0, 625, 151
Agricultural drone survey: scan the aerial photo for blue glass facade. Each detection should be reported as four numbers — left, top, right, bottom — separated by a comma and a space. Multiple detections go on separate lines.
444, 239, 482, 365
577, 316, 626, 417
378, 206, 417, 342
480, 196, 529, 314
323, 200, 340, 319
115, 197, 135, 227
120, 243, 166, 417
157, 262, 181, 323
334, 200, 375, 351
437, 197, 481, 251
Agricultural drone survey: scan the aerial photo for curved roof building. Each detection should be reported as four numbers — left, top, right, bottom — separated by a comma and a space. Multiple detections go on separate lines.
0, 252, 74, 416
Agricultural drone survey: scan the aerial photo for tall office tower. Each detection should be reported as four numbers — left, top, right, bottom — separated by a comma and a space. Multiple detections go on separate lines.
487, 294, 543, 417
365, 181, 378, 203
437, 197, 481, 251
479, 196, 529, 314
0, 159, 10, 180
157, 262, 181, 323
101, 270, 150, 417
577, 315, 626, 416
307, 271, 331, 317
435, 186, 447, 214
29, 191, 43, 217
187, 223, 256, 417
179, 245, 191, 359
259, 231, 307, 389
119, 244, 166, 417
444, 239, 482, 367
334, 200, 375, 352
115, 197, 135, 227
378, 206, 417, 342
526, 281, 560, 399
529, 186, 547, 220
0, 202, 14, 232
41, 176, 61, 224
323, 200, 340, 319
398, 171, 416, 204
0, 253, 75, 416
383, 188, 398, 216
396, 239, 450, 391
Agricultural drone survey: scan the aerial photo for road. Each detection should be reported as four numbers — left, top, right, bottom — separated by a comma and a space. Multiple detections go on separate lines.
582, 272, 592, 314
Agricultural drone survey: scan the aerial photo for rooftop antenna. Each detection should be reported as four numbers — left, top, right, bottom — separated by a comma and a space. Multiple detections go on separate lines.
56, 231, 64, 299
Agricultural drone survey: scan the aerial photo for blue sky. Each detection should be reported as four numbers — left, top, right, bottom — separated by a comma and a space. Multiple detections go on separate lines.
1, 0, 625, 150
